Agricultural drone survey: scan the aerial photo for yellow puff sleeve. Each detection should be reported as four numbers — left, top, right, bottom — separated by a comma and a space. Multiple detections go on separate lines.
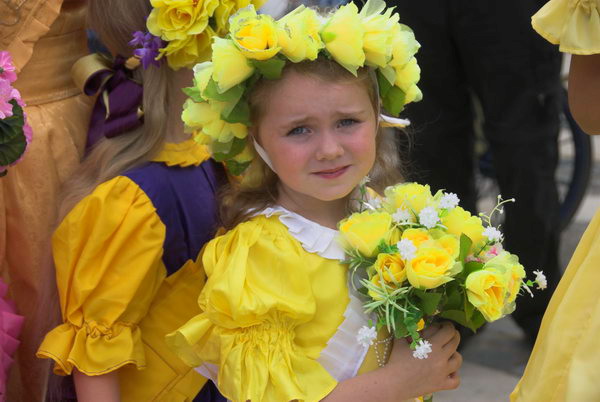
37, 176, 166, 376
167, 217, 338, 402
532, 0, 600, 54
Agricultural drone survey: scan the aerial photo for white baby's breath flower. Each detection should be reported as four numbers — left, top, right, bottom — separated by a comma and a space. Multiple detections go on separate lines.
396, 239, 417, 261
523, 284, 534, 298
439, 192, 460, 209
360, 176, 371, 186
412, 339, 433, 359
418, 207, 440, 229
483, 226, 503, 243
533, 270, 547, 290
367, 198, 381, 209
392, 208, 413, 224
356, 326, 377, 348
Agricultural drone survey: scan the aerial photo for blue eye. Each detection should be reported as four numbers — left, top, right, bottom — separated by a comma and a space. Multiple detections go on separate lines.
338, 118, 358, 127
287, 126, 309, 136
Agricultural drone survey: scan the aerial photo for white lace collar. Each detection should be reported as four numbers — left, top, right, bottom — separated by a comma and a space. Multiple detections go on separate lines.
259, 206, 346, 261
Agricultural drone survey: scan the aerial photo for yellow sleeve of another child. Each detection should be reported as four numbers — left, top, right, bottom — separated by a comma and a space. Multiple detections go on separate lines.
532, 0, 600, 54
37, 176, 167, 376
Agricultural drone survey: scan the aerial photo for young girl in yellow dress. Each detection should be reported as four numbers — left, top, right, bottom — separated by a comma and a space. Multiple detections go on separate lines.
35, 0, 263, 400
511, 0, 600, 400
167, 2, 463, 401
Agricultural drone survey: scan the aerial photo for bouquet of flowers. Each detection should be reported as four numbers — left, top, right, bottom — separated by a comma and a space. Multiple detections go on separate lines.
0, 51, 32, 177
339, 181, 547, 360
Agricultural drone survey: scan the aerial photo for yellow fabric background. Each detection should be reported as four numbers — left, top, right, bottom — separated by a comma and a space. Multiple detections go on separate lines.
0, 1, 92, 399
511, 210, 600, 400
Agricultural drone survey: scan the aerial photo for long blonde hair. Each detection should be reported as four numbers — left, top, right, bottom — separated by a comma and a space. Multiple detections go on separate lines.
220, 57, 405, 229
58, 0, 175, 219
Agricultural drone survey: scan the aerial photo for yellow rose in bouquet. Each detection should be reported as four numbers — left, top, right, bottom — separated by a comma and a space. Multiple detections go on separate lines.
339, 211, 393, 257
384, 182, 433, 214
407, 246, 461, 289
465, 268, 510, 321
441, 206, 485, 250
374, 253, 406, 283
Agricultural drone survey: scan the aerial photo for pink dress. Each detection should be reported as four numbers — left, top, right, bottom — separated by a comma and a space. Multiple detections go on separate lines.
0, 279, 23, 401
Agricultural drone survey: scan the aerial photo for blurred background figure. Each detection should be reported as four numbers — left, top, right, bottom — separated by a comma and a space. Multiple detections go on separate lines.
0, 0, 92, 400
384, 0, 563, 346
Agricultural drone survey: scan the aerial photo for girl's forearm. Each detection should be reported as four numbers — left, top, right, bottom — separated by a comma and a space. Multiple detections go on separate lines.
321, 368, 412, 402
73, 369, 121, 402
568, 54, 600, 135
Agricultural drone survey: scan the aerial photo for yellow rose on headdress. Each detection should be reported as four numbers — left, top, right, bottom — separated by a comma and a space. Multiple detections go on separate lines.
182, 100, 247, 143
384, 182, 433, 214
406, 246, 460, 289
192, 61, 214, 93
212, 0, 267, 36
389, 24, 420, 69
277, 6, 324, 63
148, 0, 219, 41
321, 2, 365, 75
339, 211, 392, 257
359, 1, 399, 68
465, 268, 509, 322
211, 37, 255, 92
393, 57, 420, 93
441, 207, 485, 249
230, 6, 281, 60
161, 31, 214, 70
373, 253, 406, 283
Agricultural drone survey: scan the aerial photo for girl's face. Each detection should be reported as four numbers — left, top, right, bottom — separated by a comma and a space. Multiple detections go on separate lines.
255, 71, 377, 205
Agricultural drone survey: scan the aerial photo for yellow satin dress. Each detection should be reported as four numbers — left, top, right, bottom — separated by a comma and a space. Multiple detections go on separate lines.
167, 213, 389, 402
512, 3, 600, 400
0, 0, 92, 400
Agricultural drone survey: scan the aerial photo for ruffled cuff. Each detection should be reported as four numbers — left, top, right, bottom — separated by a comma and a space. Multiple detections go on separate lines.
37, 321, 145, 376
168, 314, 337, 402
532, 0, 600, 54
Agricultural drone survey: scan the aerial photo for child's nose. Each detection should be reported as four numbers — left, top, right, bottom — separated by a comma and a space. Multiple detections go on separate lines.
315, 131, 344, 160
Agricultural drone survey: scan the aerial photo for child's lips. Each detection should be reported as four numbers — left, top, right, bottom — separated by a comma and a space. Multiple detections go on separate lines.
313, 165, 350, 179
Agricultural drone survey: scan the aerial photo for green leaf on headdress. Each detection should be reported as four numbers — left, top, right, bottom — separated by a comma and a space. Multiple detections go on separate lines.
182, 86, 204, 103
251, 58, 286, 80
225, 159, 251, 176
377, 69, 392, 97
212, 136, 246, 162
321, 31, 336, 43
382, 85, 406, 117
0, 100, 28, 168
204, 78, 245, 103
221, 99, 250, 125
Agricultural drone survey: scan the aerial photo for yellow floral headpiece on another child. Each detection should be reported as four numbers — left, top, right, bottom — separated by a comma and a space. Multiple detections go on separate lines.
143, 0, 267, 69
181, 0, 422, 174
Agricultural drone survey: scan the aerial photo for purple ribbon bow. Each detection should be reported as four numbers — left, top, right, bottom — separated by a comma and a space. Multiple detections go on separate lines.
84, 56, 143, 152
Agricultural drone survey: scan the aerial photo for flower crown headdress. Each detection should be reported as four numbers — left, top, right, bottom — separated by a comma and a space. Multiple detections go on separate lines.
77, 0, 266, 151
181, 0, 422, 175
